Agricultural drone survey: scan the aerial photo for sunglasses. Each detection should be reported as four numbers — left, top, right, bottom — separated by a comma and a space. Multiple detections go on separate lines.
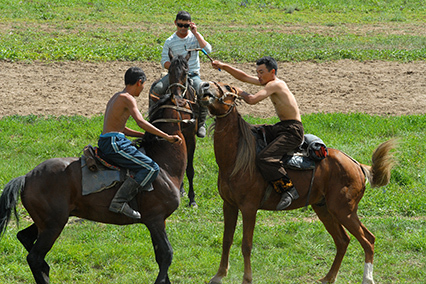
177, 23, 190, 28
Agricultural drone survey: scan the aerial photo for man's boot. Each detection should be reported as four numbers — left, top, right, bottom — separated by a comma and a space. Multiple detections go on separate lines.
197, 105, 209, 138
276, 186, 299, 210
272, 177, 299, 210
109, 177, 141, 219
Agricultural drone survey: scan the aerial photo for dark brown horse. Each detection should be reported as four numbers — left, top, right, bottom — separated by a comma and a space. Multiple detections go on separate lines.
0, 92, 194, 284
200, 81, 396, 284
150, 50, 199, 208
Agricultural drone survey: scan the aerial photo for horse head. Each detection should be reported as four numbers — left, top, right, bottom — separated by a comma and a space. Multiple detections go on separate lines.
199, 81, 240, 117
167, 49, 191, 99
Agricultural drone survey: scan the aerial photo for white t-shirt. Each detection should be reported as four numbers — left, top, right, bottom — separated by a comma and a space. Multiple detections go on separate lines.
160, 31, 212, 74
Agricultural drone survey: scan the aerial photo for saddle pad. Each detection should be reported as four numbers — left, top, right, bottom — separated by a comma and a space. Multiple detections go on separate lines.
81, 156, 125, 195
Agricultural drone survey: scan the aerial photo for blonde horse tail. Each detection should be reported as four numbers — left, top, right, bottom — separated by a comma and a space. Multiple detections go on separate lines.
361, 139, 397, 188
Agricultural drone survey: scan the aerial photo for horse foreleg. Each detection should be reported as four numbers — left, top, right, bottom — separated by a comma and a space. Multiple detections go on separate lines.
186, 158, 196, 208
312, 204, 350, 284
209, 201, 238, 284
185, 137, 197, 208
148, 222, 173, 284
240, 207, 257, 284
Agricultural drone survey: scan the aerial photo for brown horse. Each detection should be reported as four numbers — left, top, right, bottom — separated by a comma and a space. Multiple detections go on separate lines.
0, 92, 194, 284
150, 50, 199, 208
199, 81, 396, 284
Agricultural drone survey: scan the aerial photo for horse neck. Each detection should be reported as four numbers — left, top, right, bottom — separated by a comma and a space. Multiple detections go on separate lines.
147, 121, 187, 181
213, 108, 240, 170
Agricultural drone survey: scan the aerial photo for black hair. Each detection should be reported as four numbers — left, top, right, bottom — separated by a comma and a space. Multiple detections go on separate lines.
175, 11, 191, 21
124, 67, 146, 85
256, 56, 278, 75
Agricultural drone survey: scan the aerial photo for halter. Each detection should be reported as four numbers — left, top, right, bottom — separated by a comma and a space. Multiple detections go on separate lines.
166, 82, 189, 99
210, 81, 240, 118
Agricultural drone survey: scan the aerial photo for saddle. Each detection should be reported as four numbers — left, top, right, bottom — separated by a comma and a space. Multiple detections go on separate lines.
252, 127, 328, 170
82, 144, 120, 172
80, 145, 130, 195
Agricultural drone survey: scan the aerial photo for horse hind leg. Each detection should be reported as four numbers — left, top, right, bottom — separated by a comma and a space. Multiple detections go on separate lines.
312, 204, 351, 284
336, 214, 376, 284
17, 223, 38, 252
26, 222, 66, 284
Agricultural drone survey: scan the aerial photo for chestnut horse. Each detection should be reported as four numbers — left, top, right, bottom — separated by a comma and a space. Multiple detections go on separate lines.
150, 50, 199, 207
0, 92, 194, 284
200, 81, 395, 284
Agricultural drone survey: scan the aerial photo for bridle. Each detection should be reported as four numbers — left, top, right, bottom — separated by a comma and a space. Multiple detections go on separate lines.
150, 96, 195, 128
166, 82, 189, 99
210, 81, 240, 118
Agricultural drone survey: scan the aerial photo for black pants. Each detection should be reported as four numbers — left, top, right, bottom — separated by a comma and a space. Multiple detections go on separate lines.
256, 120, 304, 182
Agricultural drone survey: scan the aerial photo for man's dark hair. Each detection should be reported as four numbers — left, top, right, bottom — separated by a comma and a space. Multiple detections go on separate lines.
124, 67, 146, 85
176, 11, 191, 21
256, 56, 278, 75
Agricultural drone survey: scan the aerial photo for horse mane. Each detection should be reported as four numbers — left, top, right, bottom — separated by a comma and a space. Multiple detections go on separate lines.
210, 115, 256, 177
133, 93, 173, 149
148, 93, 173, 122
231, 114, 257, 177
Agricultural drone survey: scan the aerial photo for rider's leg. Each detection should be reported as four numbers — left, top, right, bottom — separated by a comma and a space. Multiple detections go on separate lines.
98, 134, 160, 219
191, 75, 208, 138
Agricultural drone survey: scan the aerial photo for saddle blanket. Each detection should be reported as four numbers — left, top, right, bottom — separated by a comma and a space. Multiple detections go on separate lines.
81, 156, 127, 195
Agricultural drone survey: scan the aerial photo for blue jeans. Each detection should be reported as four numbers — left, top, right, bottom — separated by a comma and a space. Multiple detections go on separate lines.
98, 132, 159, 187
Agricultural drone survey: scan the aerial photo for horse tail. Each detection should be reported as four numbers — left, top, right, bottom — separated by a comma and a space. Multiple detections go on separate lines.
0, 176, 26, 238
361, 139, 397, 188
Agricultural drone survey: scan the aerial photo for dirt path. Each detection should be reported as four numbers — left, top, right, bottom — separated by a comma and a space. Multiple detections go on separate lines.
0, 60, 425, 118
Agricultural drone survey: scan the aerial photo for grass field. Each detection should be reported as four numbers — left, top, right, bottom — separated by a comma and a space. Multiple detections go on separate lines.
0, 0, 425, 62
1, 0, 425, 283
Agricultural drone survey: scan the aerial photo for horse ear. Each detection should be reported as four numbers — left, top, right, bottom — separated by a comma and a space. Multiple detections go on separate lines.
185, 51, 191, 61
168, 49, 174, 60
150, 93, 160, 103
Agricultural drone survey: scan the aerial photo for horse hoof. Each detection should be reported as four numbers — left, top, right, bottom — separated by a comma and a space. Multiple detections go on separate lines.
189, 202, 198, 208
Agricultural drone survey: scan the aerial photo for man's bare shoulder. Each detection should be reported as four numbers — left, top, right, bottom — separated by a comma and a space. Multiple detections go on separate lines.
265, 78, 289, 94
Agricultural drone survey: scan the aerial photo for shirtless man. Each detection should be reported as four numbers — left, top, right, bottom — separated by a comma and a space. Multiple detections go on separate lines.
212, 57, 304, 210
98, 66, 182, 219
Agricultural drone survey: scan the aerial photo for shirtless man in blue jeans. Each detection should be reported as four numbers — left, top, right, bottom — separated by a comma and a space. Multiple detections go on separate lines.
98, 67, 182, 219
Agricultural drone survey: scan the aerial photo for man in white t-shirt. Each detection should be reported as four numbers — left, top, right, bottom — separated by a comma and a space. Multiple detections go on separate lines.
152, 11, 212, 137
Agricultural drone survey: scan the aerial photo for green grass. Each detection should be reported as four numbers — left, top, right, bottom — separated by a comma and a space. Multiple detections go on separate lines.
0, 113, 425, 283
0, 1, 425, 283
0, 0, 425, 62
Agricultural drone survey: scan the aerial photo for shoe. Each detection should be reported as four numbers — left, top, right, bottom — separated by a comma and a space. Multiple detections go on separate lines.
276, 186, 299, 210
197, 124, 206, 138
